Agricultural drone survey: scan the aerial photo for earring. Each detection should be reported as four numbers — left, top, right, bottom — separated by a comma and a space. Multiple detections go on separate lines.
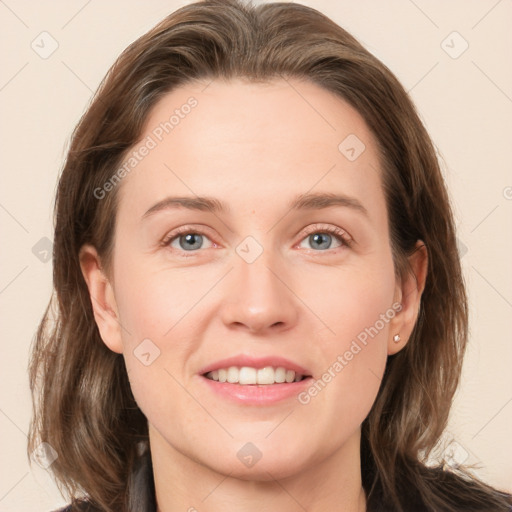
393, 334, 401, 343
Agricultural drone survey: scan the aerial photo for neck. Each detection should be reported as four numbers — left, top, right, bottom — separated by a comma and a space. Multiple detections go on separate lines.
150, 426, 366, 512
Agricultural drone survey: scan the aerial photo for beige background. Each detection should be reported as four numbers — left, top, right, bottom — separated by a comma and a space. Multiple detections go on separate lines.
1, 0, 511, 510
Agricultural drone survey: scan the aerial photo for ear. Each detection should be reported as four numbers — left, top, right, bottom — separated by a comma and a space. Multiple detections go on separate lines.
79, 244, 123, 354
388, 241, 428, 355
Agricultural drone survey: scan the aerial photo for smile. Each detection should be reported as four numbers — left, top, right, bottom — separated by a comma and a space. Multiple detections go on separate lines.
204, 366, 309, 385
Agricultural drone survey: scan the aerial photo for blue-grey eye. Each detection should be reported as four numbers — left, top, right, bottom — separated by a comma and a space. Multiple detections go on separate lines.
298, 231, 344, 251
178, 233, 203, 250
309, 233, 332, 250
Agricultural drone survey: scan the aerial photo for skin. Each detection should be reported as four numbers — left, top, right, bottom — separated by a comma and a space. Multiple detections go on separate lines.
80, 78, 427, 512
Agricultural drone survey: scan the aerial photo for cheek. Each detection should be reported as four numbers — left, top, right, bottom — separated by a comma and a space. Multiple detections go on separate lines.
111, 261, 217, 415
113, 258, 205, 344
115, 278, 173, 339
300, 253, 396, 349
114, 272, 196, 431
297, 257, 395, 418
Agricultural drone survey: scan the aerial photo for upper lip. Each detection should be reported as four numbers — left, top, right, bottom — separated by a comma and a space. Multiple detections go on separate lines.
199, 355, 312, 376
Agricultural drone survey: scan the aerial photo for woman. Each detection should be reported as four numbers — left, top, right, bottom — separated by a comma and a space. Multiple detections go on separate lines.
28, 0, 512, 511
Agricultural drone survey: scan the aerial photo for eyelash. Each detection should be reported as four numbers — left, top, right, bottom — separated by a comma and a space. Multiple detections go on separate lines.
161, 224, 352, 255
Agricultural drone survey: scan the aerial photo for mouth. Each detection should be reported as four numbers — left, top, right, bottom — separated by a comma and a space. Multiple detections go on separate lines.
198, 355, 313, 404
203, 366, 311, 385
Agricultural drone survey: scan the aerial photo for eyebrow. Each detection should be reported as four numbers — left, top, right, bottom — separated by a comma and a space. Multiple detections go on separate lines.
289, 192, 368, 215
142, 196, 227, 218
142, 192, 368, 219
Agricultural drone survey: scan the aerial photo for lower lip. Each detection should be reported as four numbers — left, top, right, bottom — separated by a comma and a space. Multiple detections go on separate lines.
200, 376, 312, 405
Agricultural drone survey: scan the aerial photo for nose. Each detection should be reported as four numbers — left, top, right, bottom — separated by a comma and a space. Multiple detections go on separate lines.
220, 253, 299, 335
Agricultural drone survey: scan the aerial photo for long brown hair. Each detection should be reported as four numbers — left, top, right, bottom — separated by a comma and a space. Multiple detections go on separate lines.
28, 1, 511, 511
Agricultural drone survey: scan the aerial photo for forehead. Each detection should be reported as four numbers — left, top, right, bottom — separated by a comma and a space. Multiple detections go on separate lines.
116, 78, 384, 220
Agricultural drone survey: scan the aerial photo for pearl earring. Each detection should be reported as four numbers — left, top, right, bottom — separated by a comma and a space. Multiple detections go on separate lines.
393, 334, 401, 343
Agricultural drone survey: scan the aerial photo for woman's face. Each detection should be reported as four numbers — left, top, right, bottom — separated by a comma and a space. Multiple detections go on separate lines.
86, 78, 415, 480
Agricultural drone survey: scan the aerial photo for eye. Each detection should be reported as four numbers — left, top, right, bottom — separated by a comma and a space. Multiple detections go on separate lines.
297, 226, 350, 251
163, 228, 215, 252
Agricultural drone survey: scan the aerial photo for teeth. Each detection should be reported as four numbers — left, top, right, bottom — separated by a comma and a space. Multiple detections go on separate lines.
227, 367, 238, 383
205, 366, 306, 385
274, 367, 286, 383
239, 367, 257, 385
257, 367, 274, 385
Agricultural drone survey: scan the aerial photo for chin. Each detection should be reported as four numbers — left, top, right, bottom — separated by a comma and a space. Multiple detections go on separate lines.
210, 455, 309, 482
200, 435, 317, 482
